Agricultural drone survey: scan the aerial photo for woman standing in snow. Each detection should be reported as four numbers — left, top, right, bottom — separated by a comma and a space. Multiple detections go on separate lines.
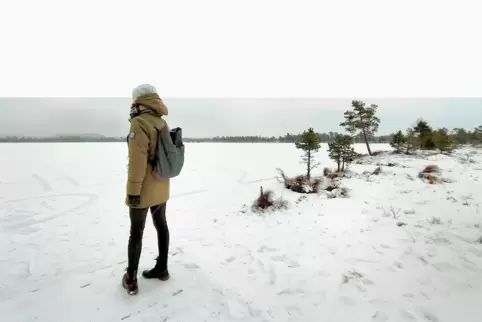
122, 84, 171, 295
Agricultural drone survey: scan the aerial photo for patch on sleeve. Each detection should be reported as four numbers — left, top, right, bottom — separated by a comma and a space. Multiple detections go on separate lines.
128, 132, 136, 139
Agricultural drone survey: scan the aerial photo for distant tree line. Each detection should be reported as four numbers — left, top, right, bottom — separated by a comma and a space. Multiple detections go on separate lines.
0, 133, 393, 143
0, 136, 127, 143
184, 132, 393, 143
0, 111, 480, 151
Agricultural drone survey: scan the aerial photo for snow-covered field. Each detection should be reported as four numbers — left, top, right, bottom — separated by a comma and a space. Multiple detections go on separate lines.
1, 142, 482, 322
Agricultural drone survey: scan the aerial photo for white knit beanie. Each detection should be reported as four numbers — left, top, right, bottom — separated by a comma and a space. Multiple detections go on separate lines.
132, 84, 158, 100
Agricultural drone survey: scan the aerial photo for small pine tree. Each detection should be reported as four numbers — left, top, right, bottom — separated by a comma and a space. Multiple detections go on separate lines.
433, 128, 457, 152
340, 100, 380, 156
413, 119, 434, 149
295, 127, 321, 180
328, 134, 357, 172
403, 128, 419, 154
390, 130, 406, 153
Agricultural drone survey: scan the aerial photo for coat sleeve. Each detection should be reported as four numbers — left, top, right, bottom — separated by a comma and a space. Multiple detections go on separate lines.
126, 119, 149, 196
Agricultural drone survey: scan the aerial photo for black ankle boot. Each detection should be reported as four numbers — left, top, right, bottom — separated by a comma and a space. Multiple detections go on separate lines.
142, 257, 170, 280
122, 268, 139, 295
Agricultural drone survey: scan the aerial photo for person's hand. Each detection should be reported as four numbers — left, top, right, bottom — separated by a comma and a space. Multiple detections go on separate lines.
127, 195, 141, 208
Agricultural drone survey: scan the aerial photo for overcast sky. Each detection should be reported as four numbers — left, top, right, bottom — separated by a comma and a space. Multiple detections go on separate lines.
0, 0, 480, 137
1, 0, 480, 98
1, 98, 481, 138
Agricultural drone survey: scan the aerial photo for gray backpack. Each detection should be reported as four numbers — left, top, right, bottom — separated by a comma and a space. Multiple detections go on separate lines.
152, 125, 185, 179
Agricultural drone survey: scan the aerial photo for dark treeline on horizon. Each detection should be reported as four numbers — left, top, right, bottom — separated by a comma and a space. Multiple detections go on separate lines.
0, 127, 480, 144
185, 132, 393, 143
0, 132, 393, 143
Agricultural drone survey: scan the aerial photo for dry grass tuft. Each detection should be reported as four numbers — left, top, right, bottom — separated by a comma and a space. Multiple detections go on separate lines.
323, 167, 345, 179
276, 168, 322, 194
325, 185, 339, 192
422, 165, 440, 174
418, 165, 443, 184
427, 216, 442, 225
252, 186, 274, 210
251, 186, 288, 213
327, 172, 342, 179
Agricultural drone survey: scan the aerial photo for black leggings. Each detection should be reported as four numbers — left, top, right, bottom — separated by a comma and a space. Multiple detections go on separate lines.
127, 202, 169, 273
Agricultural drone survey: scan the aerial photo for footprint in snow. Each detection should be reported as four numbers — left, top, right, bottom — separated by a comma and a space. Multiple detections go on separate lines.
399, 309, 416, 321
393, 261, 404, 269
256, 260, 265, 272
184, 263, 200, 269
170, 247, 184, 256
372, 311, 389, 321
423, 312, 440, 322
285, 305, 303, 317
269, 265, 277, 285
361, 278, 375, 285
277, 288, 305, 296
340, 296, 356, 306
224, 256, 236, 264
271, 255, 300, 268
257, 245, 279, 253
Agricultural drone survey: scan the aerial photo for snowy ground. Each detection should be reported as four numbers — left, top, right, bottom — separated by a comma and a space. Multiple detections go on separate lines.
1, 143, 481, 322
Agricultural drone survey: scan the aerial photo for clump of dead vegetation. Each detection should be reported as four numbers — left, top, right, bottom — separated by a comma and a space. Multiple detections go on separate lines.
276, 168, 322, 194
382, 206, 402, 219
418, 164, 441, 184
276, 168, 350, 198
323, 167, 344, 179
341, 269, 363, 284
427, 216, 442, 225
251, 186, 288, 213
320, 167, 350, 198
323, 186, 350, 199
422, 164, 440, 173
358, 166, 384, 181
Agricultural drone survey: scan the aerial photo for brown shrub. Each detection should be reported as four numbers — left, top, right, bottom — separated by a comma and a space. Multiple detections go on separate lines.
252, 186, 274, 210
251, 186, 289, 213
418, 172, 440, 184
428, 175, 438, 184
323, 167, 332, 177
312, 178, 322, 193
288, 181, 306, 193
327, 172, 342, 179
294, 175, 306, 184
422, 165, 440, 174
276, 168, 322, 194
325, 185, 338, 192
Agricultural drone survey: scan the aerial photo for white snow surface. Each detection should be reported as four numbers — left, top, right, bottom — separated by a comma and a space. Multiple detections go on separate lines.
1, 143, 482, 322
